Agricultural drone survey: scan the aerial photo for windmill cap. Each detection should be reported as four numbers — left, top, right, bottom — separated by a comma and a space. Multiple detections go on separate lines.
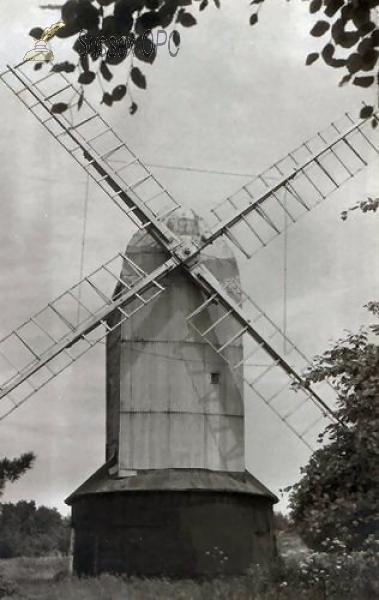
127, 207, 237, 261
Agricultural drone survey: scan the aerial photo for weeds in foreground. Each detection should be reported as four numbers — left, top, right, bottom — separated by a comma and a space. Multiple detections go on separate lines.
1, 542, 378, 599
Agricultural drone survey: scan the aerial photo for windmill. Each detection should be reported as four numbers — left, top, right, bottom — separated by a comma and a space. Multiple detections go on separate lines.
0, 60, 378, 577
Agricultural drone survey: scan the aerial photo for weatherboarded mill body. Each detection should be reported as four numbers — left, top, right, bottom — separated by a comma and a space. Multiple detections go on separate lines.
67, 211, 277, 577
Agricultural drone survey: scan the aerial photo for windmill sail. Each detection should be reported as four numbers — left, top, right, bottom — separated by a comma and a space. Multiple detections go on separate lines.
2, 62, 377, 263
204, 110, 379, 258
0, 245, 335, 446
0, 253, 170, 420
0, 63, 181, 252
186, 264, 337, 449
1, 60, 376, 447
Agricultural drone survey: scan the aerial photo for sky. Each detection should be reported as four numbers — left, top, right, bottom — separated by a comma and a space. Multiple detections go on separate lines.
0, 0, 378, 514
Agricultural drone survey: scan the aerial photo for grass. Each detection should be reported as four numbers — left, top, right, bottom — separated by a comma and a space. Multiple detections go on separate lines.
0, 557, 68, 582
0, 534, 378, 599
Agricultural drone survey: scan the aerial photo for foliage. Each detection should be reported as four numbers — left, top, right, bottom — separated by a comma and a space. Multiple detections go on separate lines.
293, 542, 379, 599
34, 0, 379, 114
0, 576, 17, 599
0, 453, 35, 497
256, 0, 379, 121
0, 501, 70, 558
2, 549, 378, 599
341, 196, 379, 220
288, 303, 379, 551
273, 511, 293, 532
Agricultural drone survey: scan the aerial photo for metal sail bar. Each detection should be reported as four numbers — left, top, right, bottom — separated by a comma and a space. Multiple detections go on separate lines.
0, 62, 181, 253
186, 264, 338, 449
205, 110, 379, 258
0, 255, 173, 421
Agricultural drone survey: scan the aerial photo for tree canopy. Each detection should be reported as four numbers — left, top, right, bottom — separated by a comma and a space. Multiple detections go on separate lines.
32, 0, 379, 116
0, 500, 70, 558
288, 302, 379, 551
0, 453, 35, 497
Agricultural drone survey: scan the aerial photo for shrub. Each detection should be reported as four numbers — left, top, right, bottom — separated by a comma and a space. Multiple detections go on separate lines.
0, 576, 18, 599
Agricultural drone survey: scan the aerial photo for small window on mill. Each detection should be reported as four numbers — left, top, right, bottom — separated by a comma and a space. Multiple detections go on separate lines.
210, 372, 220, 384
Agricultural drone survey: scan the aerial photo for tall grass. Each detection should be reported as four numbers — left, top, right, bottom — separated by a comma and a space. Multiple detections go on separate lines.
1, 540, 379, 599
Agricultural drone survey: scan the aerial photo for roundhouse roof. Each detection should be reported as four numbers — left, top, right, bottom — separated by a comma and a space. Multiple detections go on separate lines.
66, 462, 278, 504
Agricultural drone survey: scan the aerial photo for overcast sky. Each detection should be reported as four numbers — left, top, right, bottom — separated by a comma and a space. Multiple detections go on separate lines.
0, 0, 378, 514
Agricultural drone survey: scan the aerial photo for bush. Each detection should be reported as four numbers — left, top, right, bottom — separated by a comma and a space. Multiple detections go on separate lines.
273, 511, 293, 532
0, 576, 18, 599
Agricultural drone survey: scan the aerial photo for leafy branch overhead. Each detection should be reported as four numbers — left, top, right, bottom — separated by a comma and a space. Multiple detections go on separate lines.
33, 0, 379, 115
250, 0, 379, 119
306, 0, 379, 119
32, 0, 204, 114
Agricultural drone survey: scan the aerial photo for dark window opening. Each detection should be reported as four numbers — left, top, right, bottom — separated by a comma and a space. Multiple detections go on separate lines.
210, 372, 220, 384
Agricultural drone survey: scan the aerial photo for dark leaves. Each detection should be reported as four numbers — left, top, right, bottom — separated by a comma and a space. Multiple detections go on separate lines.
199, 0, 208, 10
51, 61, 76, 73
359, 105, 374, 119
134, 35, 156, 64
306, 52, 319, 66
372, 30, 379, 47
112, 84, 127, 101
339, 73, 352, 87
250, 13, 258, 26
358, 38, 373, 56
106, 45, 127, 66
359, 21, 375, 36
129, 102, 138, 115
172, 30, 180, 47
309, 0, 322, 14
145, 0, 160, 8
80, 53, 89, 72
101, 15, 117, 38
29, 27, 44, 40
78, 90, 84, 111
177, 11, 197, 27
353, 75, 375, 88
360, 50, 379, 72
114, 0, 133, 34
61, 0, 78, 25
101, 92, 113, 106
100, 61, 113, 81
51, 102, 69, 114
324, 0, 343, 18
137, 11, 162, 31
310, 20, 330, 37
34, 63, 43, 71
321, 43, 346, 68
352, 6, 370, 28
347, 53, 362, 74
62, 0, 99, 31
78, 71, 96, 84
130, 66, 146, 89
158, 4, 176, 27
338, 31, 360, 50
